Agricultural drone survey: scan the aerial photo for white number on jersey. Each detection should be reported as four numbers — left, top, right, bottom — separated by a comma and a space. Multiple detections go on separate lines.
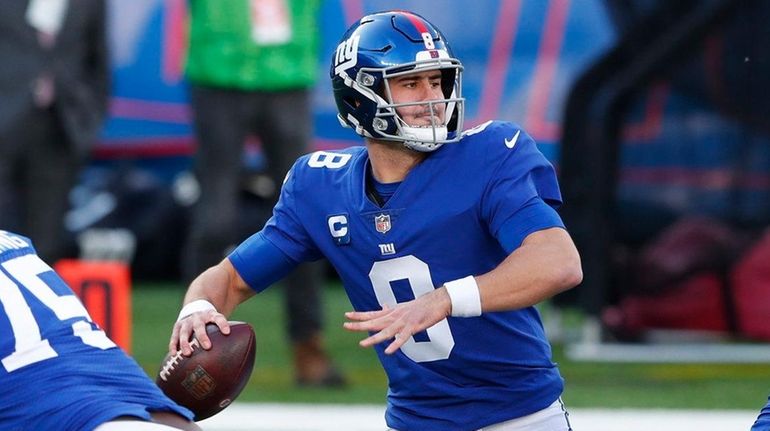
0, 254, 115, 372
307, 151, 352, 169
461, 120, 493, 137
368, 256, 455, 362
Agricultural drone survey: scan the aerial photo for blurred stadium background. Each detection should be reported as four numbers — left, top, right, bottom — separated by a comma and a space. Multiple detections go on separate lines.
58, 0, 770, 428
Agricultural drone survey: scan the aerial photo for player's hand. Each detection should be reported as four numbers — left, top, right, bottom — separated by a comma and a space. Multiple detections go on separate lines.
169, 309, 230, 356
343, 287, 451, 354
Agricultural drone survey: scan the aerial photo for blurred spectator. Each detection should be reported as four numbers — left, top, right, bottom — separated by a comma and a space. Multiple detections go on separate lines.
182, 0, 345, 387
0, 0, 109, 263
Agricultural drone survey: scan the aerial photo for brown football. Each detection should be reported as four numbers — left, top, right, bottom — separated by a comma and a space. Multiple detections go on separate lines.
156, 321, 256, 420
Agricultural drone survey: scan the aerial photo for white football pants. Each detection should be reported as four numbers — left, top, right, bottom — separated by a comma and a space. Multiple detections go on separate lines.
389, 398, 572, 431
95, 422, 182, 431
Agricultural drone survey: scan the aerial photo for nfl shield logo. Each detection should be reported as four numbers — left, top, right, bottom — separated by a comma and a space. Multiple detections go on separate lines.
375, 214, 391, 234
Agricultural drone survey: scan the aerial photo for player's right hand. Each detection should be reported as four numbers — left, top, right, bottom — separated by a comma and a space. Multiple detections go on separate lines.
169, 309, 230, 356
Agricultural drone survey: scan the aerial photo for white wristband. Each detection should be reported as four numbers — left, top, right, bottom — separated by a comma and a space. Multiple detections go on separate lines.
444, 276, 482, 317
177, 299, 216, 322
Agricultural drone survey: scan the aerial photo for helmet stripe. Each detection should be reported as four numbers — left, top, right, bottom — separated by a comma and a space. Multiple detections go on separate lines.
399, 11, 429, 34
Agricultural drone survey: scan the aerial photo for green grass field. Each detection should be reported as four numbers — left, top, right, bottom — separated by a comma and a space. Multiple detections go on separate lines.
132, 282, 770, 410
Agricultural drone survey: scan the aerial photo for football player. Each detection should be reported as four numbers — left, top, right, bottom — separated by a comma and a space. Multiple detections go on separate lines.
753, 396, 770, 431
169, 10, 582, 431
0, 230, 200, 431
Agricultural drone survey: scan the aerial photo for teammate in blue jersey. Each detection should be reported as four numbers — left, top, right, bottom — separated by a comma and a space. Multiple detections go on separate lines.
169, 10, 582, 431
753, 396, 770, 431
0, 230, 200, 431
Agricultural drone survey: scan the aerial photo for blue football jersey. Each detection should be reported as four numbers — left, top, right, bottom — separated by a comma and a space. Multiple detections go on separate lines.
233, 121, 566, 430
0, 231, 193, 431
753, 396, 770, 431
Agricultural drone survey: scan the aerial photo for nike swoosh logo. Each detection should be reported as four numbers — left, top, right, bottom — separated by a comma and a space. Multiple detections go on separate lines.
504, 130, 521, 149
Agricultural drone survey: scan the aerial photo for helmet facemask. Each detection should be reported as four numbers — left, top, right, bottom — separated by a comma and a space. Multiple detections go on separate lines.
357, 58, 464, 152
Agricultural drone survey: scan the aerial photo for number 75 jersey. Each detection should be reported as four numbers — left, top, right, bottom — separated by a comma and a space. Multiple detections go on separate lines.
0, 231, 193, 430
260, 121, 566, 430
0, 233, 118, 375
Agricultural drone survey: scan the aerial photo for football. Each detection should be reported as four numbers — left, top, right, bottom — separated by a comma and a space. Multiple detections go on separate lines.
156, 321, 256, 421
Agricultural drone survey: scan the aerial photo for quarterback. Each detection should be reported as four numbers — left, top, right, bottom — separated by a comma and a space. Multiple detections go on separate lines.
169, 10, 582, 431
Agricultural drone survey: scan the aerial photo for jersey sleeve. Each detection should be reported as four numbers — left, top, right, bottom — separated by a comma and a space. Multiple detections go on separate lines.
228, 231, 299, 293
260, 159, 323, 262
480, 123, 564, 248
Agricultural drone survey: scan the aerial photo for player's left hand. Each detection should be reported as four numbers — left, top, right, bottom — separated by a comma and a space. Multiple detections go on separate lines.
343, 287, 451, 354
170, 309, 230, 356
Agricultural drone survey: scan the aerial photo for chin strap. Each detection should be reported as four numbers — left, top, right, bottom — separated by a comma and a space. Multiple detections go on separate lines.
401, 125, 447, 152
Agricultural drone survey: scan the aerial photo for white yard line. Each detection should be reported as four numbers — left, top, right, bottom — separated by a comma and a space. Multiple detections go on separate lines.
197, 403, 758, 431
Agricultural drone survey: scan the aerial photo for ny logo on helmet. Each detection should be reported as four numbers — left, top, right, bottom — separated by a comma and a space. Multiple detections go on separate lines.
334, 35, 360, 76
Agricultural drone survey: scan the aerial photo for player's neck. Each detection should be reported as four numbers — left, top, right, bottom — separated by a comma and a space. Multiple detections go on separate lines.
366, 139, 428, 183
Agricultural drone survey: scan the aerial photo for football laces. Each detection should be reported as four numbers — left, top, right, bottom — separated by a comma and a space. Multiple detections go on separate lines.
159, 338, 201, 381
